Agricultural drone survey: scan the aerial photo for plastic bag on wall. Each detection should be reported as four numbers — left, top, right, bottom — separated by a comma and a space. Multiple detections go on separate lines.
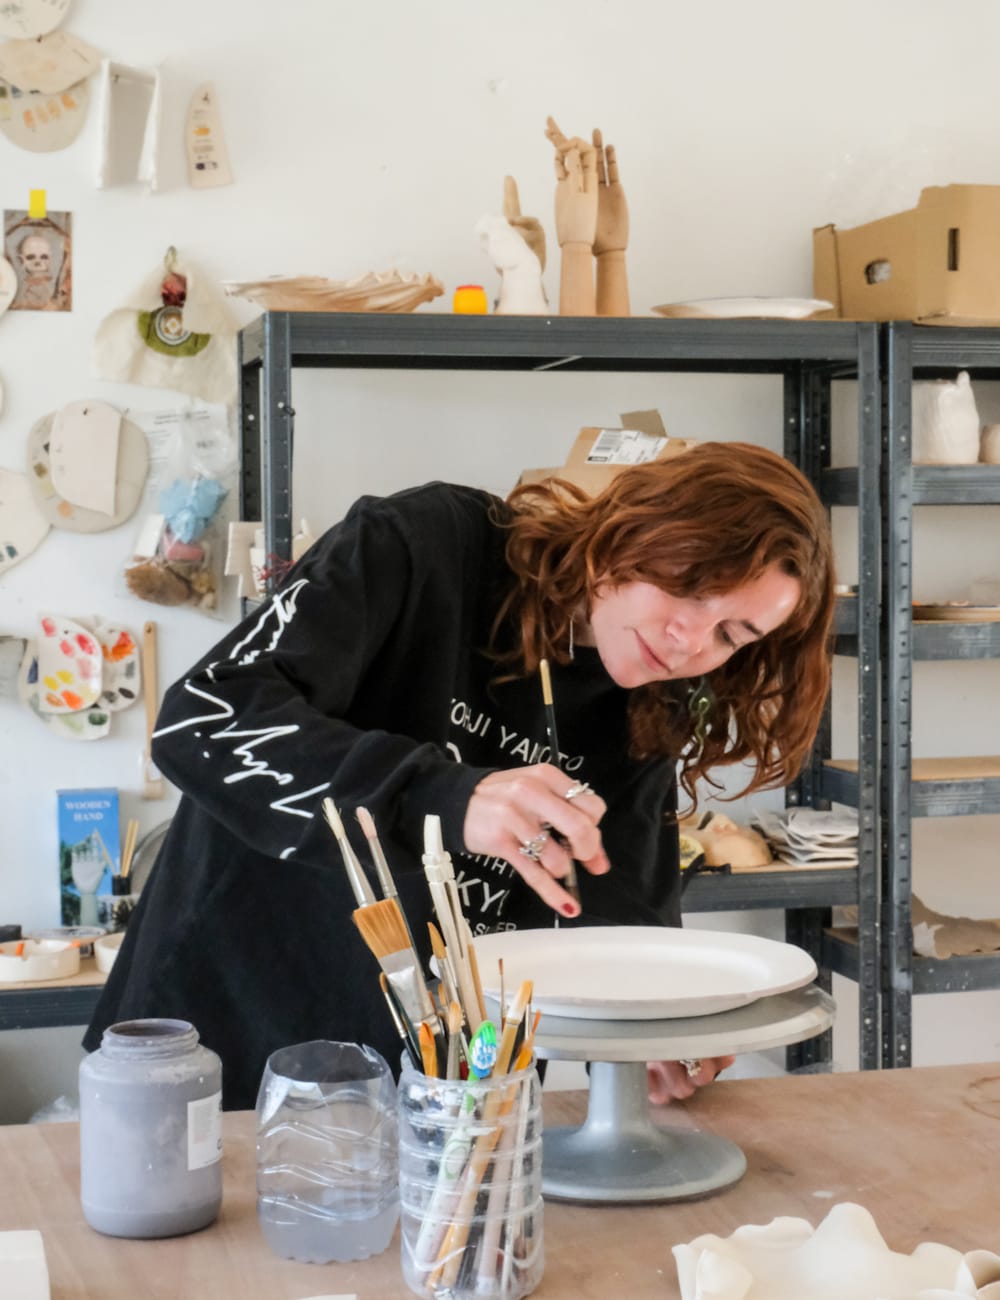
121, 408, 236, 616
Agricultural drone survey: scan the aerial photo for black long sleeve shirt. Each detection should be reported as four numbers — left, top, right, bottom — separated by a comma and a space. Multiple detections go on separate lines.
85, 483, 680, 1108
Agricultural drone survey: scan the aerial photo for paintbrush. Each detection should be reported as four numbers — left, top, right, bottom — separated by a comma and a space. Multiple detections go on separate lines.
539, 657, 581, 906
422, 815, 481, 1031
379, 971, 421, 1069
322, 798, 377, 906
357, 804, 421, 953
352, 897, 443, 1054
446, 1000, 463, 1080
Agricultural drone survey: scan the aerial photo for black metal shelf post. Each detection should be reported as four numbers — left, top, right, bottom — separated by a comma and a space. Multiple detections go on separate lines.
881, 322, 1000, 1068
237, 313, 883, 1069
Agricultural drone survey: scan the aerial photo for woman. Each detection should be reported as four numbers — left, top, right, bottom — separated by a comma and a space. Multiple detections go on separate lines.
86, 441, 834, 1110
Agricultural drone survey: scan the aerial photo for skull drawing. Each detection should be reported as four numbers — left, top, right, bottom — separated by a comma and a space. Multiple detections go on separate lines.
18, 235, 51, 278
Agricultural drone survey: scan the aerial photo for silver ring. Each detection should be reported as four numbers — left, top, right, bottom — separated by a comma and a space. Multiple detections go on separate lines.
519, 830, 550, 862
679, 1057, 702, 1080
564, 781, 591, 802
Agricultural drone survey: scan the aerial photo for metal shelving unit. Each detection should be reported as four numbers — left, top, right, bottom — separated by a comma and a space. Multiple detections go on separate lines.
238, 312, 882, 1068
881, 322, 1000, 1067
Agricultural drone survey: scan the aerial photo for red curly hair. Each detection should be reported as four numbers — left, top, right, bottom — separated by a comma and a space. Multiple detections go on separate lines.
491, 441, 835, 803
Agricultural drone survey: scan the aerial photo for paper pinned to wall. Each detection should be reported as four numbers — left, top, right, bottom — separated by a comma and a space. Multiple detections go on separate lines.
94, 58, 161, 191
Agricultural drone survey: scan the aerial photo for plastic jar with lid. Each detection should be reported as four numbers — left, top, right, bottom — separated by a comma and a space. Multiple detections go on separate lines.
79, 1018, 223, 1238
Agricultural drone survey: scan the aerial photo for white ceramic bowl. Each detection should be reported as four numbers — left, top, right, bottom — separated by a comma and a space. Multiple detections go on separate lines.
94, 931, 124, 974
0, 938, 80, 983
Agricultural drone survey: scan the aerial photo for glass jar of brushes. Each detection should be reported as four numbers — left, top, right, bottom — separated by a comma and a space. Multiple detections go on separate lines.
397, 1059, 544, 1300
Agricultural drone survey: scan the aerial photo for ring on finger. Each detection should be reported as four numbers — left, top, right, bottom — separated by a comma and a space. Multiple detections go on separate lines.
564, 781, 591, 802
678, 1057, 703, 1080
519, 830, 550, 862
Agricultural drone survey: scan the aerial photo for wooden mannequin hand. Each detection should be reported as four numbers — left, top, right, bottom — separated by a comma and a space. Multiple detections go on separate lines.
463, 764, 610, 916
503, 175, 547, 272
544, 116, 598, 250
593, 128, 629, 256
647, 1056, 736, 1104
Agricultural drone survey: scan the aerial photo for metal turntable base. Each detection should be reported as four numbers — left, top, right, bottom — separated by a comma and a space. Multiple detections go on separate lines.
526, 984, 835, 1204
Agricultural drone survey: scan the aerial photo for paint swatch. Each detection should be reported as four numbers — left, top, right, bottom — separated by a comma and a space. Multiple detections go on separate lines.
36, 613, 102, 712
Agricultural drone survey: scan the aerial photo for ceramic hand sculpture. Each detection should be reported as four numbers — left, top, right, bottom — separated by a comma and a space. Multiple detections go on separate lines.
592, 127, 630, 316
503, 175, 547, 271
544, 116, 598, 316
476, 215, 548, 315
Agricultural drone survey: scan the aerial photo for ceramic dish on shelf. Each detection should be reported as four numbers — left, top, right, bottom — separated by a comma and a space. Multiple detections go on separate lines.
94, 931, 124, 974
651, 296, 833, 321
473, 926, 817, 1020
29, 925, 105, 957
913, 602, 1000, 623
0, 938, 80, 983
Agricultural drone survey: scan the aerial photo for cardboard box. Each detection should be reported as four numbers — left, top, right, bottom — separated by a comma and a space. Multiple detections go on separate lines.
814, 184, 1000, 325
516, 410, 698, 494
57, 787, 120, 927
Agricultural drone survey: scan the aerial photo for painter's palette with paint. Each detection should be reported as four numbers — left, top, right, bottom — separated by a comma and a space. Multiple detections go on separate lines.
18, 613, 141, 741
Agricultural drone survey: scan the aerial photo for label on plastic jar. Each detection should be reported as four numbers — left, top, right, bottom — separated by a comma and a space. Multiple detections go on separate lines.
187, 1091, 223, 1170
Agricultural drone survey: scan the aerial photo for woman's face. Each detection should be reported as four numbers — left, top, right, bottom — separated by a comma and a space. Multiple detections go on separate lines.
582, 563, 802, 688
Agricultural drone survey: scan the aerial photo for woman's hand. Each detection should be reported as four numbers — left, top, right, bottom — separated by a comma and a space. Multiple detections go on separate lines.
647, 1055, 735, 1104
463, 764, 610, 915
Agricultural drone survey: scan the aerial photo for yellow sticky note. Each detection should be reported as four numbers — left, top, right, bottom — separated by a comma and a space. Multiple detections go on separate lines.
28, 189, 46, 218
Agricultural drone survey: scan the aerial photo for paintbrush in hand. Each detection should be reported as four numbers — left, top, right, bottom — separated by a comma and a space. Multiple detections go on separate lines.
539, 658, 581, 906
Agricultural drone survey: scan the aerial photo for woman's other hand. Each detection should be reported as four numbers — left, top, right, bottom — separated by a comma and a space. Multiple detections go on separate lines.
647, 1055, 736, 1104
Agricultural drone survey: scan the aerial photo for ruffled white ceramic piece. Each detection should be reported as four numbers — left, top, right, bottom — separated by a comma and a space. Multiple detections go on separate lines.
673, 1202, 1000, 1300
0, 939, 79, 983
222, 269, 445, 313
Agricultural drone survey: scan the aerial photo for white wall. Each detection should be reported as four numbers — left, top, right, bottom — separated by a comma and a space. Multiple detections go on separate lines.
4, 0, 1000, 1119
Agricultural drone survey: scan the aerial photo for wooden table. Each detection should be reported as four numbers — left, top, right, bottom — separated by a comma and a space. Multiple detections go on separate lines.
3, 1063, 999, 1298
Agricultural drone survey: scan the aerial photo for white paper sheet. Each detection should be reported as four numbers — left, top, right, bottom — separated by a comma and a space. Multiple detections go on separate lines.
49, 398, 122, 515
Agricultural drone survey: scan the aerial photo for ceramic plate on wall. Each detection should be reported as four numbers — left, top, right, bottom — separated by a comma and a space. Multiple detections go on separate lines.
18, 639, 110, 740
94, 619, 141, 711
473, 926, 817, 1020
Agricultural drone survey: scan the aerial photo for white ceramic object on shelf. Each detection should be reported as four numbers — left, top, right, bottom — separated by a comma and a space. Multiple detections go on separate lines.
980, 423, 1000, 464
673, 1200, 1000, 1299
912, 370, 981, 464
0, 939, 79, 983
473, 926, 816, 1020
94, 931, 124, 973
222, 270, 445, 313
651, 296, 833, 320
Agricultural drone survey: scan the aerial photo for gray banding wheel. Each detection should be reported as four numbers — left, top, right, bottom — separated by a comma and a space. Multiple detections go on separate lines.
507, 984, 835, 1204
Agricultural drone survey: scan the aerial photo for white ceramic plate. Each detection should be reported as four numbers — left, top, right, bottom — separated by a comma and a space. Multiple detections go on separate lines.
0, 939, 79, 983
473, 926, 817, 1020
651, 296, 833, 321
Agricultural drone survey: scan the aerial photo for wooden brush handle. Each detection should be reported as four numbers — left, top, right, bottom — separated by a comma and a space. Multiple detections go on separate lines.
142, 621, 159, 747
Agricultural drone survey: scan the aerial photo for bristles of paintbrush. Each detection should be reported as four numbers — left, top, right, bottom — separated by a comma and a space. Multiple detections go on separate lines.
353, 898, 441, 1038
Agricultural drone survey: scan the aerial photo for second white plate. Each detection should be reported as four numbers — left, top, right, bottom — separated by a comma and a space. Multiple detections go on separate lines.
473, 926, 817, 1020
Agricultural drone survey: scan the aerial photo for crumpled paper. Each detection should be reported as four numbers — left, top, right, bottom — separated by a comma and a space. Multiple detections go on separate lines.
673, 1202, 1000, 1299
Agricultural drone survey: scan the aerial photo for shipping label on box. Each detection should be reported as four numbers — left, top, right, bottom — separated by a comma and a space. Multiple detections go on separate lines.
57, 788, 120, 927
584, 428, 669, 465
